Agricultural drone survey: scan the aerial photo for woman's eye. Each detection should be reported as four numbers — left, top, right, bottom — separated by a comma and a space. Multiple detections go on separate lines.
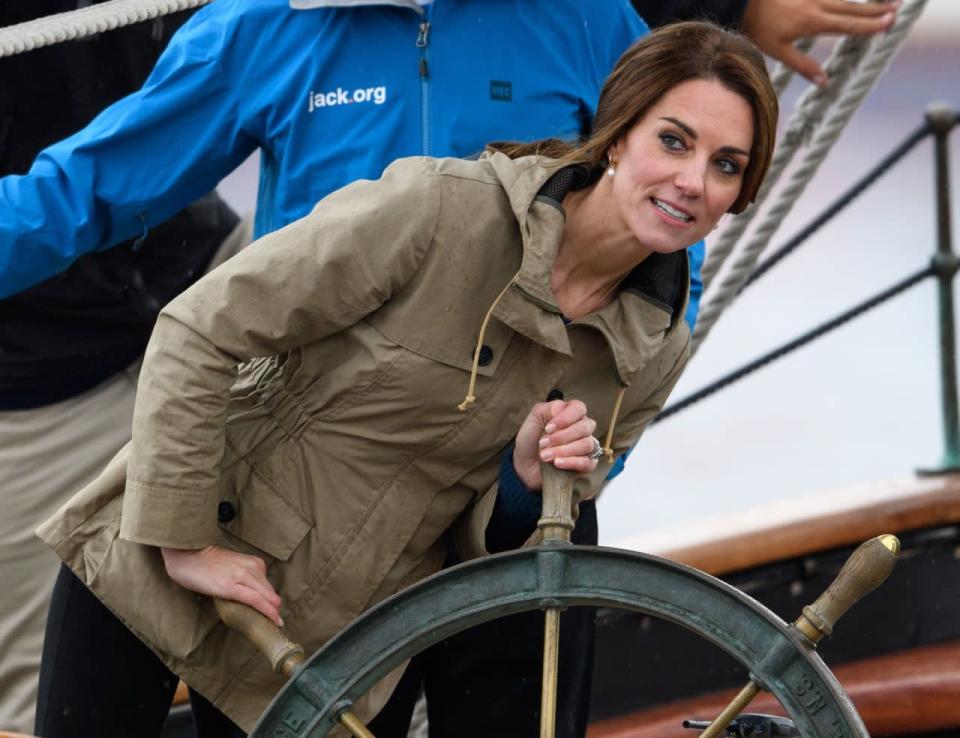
659, 132, 684, 151
715, 158, 741, 176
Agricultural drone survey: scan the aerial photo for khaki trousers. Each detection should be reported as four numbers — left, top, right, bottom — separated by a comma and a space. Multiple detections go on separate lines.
0, 216, 251, 734
0, 365, 139, 733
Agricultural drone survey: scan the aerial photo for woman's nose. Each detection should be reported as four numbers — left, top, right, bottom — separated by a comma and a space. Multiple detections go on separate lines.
674, 160, 705, 198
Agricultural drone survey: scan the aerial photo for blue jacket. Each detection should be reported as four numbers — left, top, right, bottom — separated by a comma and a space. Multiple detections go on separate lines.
0, 0, 703, 322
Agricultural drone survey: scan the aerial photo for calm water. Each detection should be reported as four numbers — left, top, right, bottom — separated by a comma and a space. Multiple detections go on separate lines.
215, 19, 960, 548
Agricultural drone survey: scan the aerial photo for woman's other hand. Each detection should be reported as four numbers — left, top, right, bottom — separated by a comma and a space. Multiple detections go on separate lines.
513, 399, 600, 490
160, 545, 284, 626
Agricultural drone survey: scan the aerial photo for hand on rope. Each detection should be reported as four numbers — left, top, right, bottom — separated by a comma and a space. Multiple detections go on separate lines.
161, 544, 284, 626
512, 399, 600, 490
742, 0, 899, 86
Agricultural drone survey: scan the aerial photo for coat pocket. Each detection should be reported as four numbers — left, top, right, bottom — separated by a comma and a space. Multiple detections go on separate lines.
217, 457, 313, 562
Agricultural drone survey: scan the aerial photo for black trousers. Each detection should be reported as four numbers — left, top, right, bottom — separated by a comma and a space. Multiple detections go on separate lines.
36, 501, 597, 738
35, 564, 244, 738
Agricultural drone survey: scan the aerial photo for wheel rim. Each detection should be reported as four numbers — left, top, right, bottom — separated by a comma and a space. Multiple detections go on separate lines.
251, 544, 866, 737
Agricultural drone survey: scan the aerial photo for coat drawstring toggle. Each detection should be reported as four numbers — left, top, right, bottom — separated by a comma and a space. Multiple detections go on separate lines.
602, 385, 627, 463
458, 273, 520, 411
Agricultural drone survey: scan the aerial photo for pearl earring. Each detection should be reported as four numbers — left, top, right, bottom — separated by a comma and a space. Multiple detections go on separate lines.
607, 163, 616, 177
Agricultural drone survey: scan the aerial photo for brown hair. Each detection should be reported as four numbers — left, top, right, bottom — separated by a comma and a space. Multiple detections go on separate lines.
489, 21, 777, 214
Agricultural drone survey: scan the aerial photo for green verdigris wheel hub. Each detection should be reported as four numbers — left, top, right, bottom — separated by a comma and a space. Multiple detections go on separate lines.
250, 543, 866, 738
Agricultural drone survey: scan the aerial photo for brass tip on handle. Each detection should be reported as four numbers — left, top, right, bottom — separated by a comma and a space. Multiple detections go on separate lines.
878, 533, 901, 555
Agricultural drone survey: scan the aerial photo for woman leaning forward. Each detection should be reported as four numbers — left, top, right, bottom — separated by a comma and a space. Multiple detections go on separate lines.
35, 20, 777, 734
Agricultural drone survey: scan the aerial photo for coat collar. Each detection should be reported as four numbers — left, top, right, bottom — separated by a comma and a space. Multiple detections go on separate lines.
485, 153, 690, 387
482, 153, 570, 355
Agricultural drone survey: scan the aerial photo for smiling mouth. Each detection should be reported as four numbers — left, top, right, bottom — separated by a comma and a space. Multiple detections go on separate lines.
651, 198, 693, 223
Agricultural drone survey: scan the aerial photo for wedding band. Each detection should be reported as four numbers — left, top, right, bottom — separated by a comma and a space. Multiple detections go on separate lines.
588, 437, 604, 460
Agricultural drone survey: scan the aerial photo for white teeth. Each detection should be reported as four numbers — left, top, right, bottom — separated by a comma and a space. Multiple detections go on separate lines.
653, 198, 691, 222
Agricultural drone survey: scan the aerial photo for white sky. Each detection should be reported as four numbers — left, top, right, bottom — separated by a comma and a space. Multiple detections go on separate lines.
906, 0, 960, 38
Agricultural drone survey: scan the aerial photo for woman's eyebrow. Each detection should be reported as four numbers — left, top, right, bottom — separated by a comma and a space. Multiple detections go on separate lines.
661, 116, 749, 157
719, 145, 750, 157
660, 116, 696, 138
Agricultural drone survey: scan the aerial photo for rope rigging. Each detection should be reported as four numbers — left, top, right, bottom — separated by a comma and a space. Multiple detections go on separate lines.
740, 121, 932, 294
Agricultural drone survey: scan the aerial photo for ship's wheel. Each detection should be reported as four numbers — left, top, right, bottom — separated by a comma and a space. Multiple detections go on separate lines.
214, 466, 898, 738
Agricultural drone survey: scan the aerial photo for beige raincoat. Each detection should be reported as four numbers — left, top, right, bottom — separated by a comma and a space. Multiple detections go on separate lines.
38, 153, 690, 729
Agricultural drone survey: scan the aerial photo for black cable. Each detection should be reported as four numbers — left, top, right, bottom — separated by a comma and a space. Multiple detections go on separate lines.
740, 121, 932, 294
654, 266, 935, 424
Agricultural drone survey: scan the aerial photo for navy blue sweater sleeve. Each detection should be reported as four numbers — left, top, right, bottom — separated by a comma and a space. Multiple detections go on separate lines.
486, 447, 544, 553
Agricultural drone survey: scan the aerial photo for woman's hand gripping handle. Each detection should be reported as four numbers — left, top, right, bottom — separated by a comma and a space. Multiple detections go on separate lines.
513, 399, 602, 491
161, 545, 284, 626
160, 546, 304, 676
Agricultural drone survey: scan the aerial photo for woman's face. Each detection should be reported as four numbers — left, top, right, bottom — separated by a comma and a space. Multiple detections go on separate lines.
607, 78, 754, 255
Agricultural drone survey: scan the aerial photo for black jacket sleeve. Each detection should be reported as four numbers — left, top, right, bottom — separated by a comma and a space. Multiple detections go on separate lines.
631, 0, 748, 29
0, 0, 195, 174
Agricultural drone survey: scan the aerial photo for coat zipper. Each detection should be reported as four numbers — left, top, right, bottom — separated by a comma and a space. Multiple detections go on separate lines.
416, 12, 432, 155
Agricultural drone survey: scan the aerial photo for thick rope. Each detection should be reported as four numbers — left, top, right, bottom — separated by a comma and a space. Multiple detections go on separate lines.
740, 121, 930, 293
692, 0, 928, 356
0, 0, 212, 59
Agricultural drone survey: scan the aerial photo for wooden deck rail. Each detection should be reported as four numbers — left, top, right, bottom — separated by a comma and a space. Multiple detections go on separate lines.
620, 474, 960, 576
